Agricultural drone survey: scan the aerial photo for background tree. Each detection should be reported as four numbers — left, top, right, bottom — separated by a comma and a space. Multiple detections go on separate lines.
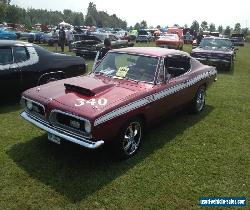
0, 3, 6, 22
140, 20, 147, 29
85, 15, 96, 26
224, 26, 231, 36
200, 21, 208, 31
5, 5, 20, 23
241, 28, 249, 37
134, 22, 140, 30
218, 25, 223, 33
190, 20, 199, 32
156, 25, 161, 29
234, 23, 241, 33
0, 0, 11, 4
209, 23, 216, 32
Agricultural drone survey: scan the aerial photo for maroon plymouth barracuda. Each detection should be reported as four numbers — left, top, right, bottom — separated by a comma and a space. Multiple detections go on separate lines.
20, 47, 217, 159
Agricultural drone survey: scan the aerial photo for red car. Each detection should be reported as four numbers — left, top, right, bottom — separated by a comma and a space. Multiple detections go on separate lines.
20, 47, 217, 159
156, 34, 184, 50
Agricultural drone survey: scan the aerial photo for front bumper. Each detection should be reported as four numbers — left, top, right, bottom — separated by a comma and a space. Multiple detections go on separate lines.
72, 48, 98, 56
195, 57, 231, 68
21, 111, 104, 149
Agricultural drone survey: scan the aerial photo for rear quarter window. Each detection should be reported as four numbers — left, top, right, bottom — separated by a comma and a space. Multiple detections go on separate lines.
13, 46, 30, 63
0, 47, 13, 65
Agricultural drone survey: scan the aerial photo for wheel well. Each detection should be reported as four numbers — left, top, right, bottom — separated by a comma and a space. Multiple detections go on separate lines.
37, 71, 65, 85
133, 114, 146, 127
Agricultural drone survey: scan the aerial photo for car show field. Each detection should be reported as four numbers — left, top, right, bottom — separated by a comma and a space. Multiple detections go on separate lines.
0, 42, 249, 209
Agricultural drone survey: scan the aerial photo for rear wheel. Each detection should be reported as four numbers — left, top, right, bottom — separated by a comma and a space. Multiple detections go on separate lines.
190, 86, 206, 114
113, 117, 143, 159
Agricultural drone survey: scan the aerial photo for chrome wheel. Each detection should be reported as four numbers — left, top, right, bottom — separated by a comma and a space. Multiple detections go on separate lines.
196, 88, 205, 112
122, 122, 142, 155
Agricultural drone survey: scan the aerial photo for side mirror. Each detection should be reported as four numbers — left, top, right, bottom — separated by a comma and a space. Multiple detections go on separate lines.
167, 67, 185, 77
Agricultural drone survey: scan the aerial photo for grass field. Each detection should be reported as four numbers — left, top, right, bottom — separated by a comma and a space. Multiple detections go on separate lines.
0, 42, 249, 210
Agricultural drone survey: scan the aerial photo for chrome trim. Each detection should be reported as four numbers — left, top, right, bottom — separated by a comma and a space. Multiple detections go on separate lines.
196, 57, 231, 63
20, 111, 104, 149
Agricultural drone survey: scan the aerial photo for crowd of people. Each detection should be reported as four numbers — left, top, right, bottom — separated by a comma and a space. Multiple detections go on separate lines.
51, 27, 74, 52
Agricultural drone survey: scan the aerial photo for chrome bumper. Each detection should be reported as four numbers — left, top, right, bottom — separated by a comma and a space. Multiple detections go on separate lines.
20, 111, 104, 149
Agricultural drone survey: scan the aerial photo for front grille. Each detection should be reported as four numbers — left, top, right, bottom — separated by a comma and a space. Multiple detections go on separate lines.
193, 53, 231, 61
49, 110, 90, 137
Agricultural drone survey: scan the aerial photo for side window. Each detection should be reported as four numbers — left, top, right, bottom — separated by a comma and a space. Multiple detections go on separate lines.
165, 55, 191, 77
0, 47, 13, 65
13, 46, 30, 63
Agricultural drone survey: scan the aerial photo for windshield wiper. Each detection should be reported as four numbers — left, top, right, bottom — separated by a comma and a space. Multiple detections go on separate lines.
124, 77, 140, 83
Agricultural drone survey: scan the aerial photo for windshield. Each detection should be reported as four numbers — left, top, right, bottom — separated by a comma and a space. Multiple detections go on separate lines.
199, 38, 232, 49
94, 52, 159, 83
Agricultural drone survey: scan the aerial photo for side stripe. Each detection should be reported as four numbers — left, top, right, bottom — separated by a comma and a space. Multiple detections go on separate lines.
94, 70, 216, 126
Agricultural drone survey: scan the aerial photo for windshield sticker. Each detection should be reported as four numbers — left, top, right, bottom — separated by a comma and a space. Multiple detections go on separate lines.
115, 66, 129, 78
75, 98, 108, 107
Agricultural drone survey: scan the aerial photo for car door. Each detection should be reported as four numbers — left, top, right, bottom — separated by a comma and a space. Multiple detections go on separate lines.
13, 46, 32, 91
0, 46, 21, 95
147, 55, 192, 121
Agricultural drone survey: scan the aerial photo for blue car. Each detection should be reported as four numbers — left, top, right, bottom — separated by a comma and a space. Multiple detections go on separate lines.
0, 28, 17, 40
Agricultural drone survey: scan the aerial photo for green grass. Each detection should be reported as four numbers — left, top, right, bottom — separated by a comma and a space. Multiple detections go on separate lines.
0, 42, 249, 210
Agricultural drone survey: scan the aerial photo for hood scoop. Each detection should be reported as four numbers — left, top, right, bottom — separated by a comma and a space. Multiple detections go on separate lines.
64, 83, 114, 96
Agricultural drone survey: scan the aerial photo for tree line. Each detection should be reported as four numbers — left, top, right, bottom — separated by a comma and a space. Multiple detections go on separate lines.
0, 1, 127, 29
187, 20, 248, 37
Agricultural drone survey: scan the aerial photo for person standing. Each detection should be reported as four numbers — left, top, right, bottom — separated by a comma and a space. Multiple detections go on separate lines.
66, 27, 73, 52
52, 29, 59, 52
98, 38, 112, 60
59, 27, 66, 52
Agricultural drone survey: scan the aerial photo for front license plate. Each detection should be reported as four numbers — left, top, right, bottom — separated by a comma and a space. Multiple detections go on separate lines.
48, 133, 61, 144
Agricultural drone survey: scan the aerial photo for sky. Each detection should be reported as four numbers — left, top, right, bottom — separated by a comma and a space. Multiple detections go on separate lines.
11, 0, 250, 28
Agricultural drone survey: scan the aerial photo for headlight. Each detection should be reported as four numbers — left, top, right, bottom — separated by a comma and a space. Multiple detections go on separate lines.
85, 121, 91, 133
26, 100, 33, 110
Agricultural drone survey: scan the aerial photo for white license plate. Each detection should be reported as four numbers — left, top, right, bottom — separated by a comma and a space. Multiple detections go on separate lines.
48, 133, 61, 144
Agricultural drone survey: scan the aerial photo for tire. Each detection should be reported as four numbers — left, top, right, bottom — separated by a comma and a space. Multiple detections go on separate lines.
191, 86, 206, 114
113, 117, 144, 159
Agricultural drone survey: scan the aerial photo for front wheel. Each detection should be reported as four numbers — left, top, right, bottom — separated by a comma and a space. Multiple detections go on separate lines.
113, 118, 143, 159
190, 86, 206, 114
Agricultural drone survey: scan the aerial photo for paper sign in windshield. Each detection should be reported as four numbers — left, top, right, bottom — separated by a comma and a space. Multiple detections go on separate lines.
116, 67, 129, 78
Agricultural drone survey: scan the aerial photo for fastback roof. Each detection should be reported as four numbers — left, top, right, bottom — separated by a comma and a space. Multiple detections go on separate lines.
111, 47, 190, 57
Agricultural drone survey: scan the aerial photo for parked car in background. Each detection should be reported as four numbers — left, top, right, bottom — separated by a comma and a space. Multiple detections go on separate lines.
156, 34, 184, 50
0, 40, 86, 95
28, 31, 44, 43
136, 30, 151, 43
231, 33, 245, 46
0, 28, 17, 40
72, 32, 133, 57
116, 31, 131, 42
129, 30, 138, 41
191, 37, 235, 71
40, 32, 54, 45
20, 47, 217, 159
167, 27, 184, 40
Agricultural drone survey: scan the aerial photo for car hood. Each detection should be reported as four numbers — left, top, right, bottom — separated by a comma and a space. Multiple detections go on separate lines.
23, 75, 150, 120
192, 47, 233, 55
